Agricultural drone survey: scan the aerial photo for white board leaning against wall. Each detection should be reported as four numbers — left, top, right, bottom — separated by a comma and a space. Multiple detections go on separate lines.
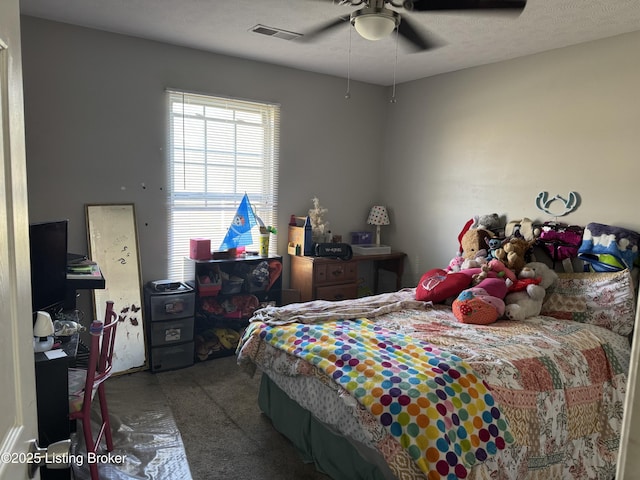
86, 203, 147, 374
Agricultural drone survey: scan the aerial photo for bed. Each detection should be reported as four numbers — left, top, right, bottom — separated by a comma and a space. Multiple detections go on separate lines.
236, 269, 635, 480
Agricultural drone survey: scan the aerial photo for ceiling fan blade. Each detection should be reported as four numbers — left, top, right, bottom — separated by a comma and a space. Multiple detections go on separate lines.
407, 0, 526, 12
300, 14, 351, 41
397, 16, 442, 51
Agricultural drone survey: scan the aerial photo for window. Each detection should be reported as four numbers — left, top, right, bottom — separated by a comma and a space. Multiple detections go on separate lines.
167, 90, 280, 280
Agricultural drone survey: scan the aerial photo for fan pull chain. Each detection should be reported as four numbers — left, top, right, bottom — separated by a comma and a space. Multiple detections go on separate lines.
345, 25, 352, 99
390, 27, 399, 103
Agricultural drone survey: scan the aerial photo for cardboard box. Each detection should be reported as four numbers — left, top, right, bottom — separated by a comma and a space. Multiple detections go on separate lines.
288, 226, 313, 256
190, 238, 211, 260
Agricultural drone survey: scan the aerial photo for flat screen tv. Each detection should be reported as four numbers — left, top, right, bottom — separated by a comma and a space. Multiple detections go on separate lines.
29, 219, 68, 316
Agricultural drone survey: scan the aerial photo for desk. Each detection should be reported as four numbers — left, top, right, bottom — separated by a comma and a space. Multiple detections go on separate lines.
34, 334, 78, 480
290, 251, 406, 302
65, 270, 106, 309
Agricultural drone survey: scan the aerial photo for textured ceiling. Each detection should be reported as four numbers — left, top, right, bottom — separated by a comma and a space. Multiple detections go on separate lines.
19, 0, 640, 86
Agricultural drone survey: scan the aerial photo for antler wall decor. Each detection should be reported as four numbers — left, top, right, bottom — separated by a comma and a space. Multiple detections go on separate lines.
535, 191, 580, 216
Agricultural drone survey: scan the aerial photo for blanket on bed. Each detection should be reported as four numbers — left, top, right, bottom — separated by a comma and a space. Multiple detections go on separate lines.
250, 289, 427, 325
246, 317, 513, 478
240, 290, 630, 479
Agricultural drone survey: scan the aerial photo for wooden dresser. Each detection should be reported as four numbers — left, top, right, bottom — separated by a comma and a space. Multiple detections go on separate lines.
290, 252, 406, 302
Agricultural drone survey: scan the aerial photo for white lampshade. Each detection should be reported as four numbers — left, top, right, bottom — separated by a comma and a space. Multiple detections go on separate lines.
367, 205, 390, 246
34, 311, 55, 352
351, 8, 400, 42
367, 206, 390, 226
33, 311, 54, 337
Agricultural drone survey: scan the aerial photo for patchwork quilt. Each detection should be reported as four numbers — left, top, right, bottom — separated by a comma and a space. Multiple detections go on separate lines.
238, 291, 630, 480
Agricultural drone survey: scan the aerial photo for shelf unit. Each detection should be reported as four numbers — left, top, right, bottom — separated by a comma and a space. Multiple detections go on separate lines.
185, 255, 283, 361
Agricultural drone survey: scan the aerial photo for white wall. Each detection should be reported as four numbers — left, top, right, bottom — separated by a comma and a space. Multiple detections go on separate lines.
383, 31, 640, 284
20, 16, 388, 286
20, 17, 640, 289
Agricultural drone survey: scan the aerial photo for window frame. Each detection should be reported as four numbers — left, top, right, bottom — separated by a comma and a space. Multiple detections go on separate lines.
167, 89, 280, 280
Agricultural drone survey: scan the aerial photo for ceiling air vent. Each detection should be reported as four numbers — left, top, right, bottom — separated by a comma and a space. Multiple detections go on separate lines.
250, 24, 302, 41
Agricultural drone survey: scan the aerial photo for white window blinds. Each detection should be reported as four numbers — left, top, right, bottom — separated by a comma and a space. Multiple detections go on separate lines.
167, 90, 280, 280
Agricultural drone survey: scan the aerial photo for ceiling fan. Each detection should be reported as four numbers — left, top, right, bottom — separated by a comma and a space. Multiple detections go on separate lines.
303, 0, 527, 52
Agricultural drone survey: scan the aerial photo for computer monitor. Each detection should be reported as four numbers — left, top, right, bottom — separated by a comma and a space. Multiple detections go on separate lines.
29, 219, 68, 317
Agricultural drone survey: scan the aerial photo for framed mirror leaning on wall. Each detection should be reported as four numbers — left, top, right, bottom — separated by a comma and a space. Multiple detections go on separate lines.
86, 203, 148, 374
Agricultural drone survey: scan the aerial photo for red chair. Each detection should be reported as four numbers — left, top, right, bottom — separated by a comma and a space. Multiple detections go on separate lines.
68, 300, 118, 480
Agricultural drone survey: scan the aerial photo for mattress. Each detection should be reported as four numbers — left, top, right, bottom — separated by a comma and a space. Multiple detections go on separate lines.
237, 290, 631, 479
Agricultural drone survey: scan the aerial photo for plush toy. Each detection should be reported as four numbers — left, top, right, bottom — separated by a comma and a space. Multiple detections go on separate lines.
458, 262, 512, 299
461, 228, 494, 260
415, 268, 470, 303
453, 287, 505, 325
473, 213, 503, 233
485, 237, 502, 261
486, 258, 517, 285
494, 237, 534, 274
446, 255, 465, 272
503, 262, 558, 321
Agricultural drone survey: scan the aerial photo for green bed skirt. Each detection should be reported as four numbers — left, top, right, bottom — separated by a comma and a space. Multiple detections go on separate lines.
258, 373, 390, 480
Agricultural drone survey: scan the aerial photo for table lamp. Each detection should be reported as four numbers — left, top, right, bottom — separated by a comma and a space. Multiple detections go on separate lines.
367, 205, 390, 246
33, 311, 55, 352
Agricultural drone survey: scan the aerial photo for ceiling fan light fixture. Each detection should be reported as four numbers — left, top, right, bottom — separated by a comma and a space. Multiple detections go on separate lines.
351, 8, 400, 41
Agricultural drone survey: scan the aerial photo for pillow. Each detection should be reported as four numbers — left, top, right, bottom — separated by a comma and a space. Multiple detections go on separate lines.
540, 269, 636, 335
452, 288, 503, 325
415, 269, 469, 303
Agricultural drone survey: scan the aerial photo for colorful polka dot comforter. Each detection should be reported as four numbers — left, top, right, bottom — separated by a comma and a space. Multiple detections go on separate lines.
238, 291, 630, 480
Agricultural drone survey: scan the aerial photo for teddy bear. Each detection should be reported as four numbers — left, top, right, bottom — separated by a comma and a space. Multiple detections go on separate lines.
503, 261, 558, 321
461, 228, 494, 260
494, 237, 534, 274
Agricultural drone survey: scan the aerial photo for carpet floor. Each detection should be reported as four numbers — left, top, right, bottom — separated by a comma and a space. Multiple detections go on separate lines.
155, 355, 329, 480
72, 354, 329, 480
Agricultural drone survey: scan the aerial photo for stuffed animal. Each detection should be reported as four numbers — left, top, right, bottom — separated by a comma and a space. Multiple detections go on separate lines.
468, 258, 517, 288
453, 287, 505, 325
473, 213, 503, 233
460, 267, 508, 298
461, 228, 494, 260
494, 237, 534, 274
485, 237, 502, 261
415, 268, 471, 303
446, 255, 465, 272
486, 258, 517, 285
503, 262, 558, 321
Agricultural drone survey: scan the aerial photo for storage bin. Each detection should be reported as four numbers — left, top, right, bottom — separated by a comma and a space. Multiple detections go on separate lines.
221, 277, 244, 294
197, 266, 222, 296
150, 341, 195, 372
198, 276, 222, 296
149, 317, 194, 346
148, 291, 195, 321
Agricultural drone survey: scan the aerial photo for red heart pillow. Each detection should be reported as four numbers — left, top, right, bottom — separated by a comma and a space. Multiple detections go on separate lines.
416, 269, 470, 303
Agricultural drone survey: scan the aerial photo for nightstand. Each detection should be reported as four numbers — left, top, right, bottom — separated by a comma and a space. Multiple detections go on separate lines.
290, 251, 406, 302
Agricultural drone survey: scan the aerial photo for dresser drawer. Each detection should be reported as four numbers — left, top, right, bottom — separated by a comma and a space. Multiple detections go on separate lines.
148, 291, 195, 321
316, 283, 358, 301
314, 261, 357, 285
149, 317, 194, 346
